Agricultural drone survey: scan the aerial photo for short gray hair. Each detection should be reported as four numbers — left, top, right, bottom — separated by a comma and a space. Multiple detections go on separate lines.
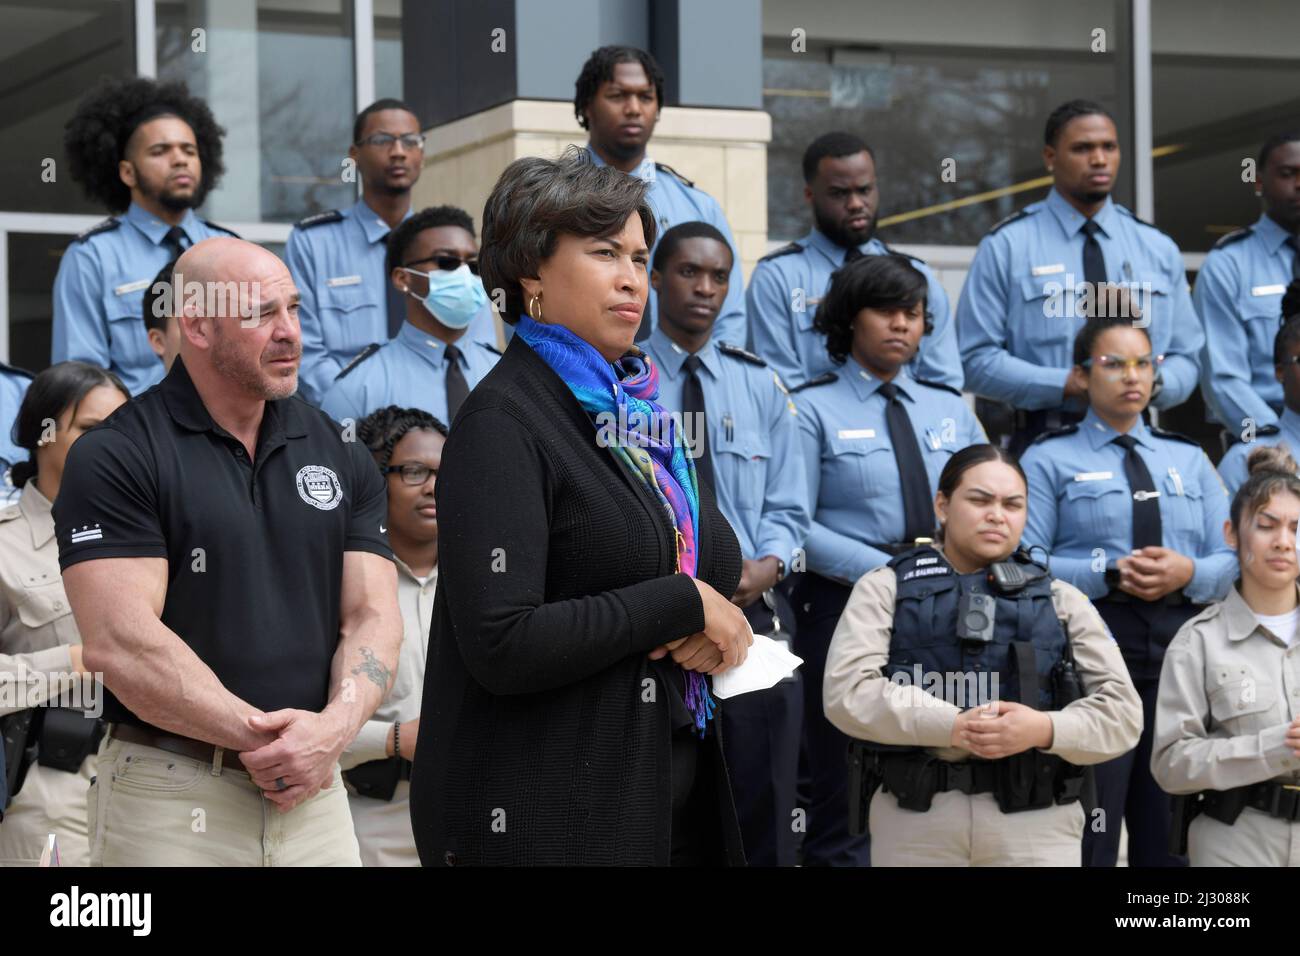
480, 146, 657, 323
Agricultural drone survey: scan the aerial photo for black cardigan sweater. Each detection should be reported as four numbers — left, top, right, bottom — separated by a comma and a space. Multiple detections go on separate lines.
410, 334, 745, 866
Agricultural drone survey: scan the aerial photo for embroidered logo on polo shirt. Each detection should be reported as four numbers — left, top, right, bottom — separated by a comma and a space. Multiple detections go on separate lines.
295, 465, 342, 510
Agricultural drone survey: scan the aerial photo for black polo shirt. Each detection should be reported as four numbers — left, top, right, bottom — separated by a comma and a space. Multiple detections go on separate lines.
53, 357, 392, 732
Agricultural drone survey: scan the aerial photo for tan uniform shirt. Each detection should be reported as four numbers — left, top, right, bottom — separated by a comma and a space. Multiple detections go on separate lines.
340, 560, 435, 768
824, 555, 1142, 765
0, 482, 82, 715
1151, 583, 1300, 794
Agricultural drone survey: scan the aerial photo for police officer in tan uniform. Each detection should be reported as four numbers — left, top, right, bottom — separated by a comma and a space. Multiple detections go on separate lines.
825, 443, 1142, 866
0, 362, 128, 865
1153, 445, 1300, 866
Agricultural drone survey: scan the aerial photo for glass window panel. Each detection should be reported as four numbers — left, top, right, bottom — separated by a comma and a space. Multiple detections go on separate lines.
156, 0, 355, 224
762, 0, 1120, 245
0, 0, 135, 214
1152, 0, 1300, 252
375, 0, 403, 101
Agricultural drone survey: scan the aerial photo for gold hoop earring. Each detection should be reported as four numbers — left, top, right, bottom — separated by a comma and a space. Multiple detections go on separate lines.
527, 293, 544, 322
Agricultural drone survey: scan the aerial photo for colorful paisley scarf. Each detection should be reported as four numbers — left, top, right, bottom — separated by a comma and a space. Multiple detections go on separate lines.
516, 314, 715, 735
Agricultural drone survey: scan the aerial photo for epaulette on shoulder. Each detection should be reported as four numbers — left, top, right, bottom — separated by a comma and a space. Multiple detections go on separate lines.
1117, 205, 1164, 234
0, 362, 34, 380
718, 343, 766, 367
201, 219, 240, 238
988, 208, 1032, 235
75, 217, 120, 243
791, 371, 837, 393
1149, 425, 1200, 447
914, 377, 960, 397
877, 241, 925, 264
334, 343, 381, 381
295, 209, 343, 230
1030, 422, 1079, 445
479, 341, 503, 356
1212, 227, 1252, 250
654, 162, 694, 189
758, 241, 804, 263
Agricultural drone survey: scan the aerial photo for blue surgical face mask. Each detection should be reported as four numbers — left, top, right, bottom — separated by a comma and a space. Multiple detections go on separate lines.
402, 264, 487, 330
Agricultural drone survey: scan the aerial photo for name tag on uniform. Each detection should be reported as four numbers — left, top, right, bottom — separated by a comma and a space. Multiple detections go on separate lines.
837, 428, 875, 439
326, 275, 362, 288
1074, 471, 1113, 482
1031, 263, 1066, 276
1251, 284, 1286, 297
114, 278, 151, 296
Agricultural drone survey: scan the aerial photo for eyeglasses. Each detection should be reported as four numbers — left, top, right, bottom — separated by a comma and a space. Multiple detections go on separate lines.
383, 463, 437, 485
1080, 354, 1162, 375
404, 255, 479, 276
356, 132, 426, 150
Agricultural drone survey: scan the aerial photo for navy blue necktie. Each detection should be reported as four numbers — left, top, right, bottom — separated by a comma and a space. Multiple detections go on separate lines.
879, 381, 932, 543
1114, 434, 1162, 549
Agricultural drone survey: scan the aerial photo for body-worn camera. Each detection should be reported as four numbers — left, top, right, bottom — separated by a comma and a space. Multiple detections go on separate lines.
957, 591, 996, 644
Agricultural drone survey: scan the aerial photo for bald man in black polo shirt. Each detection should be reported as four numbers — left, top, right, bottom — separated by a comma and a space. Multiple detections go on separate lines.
54, 238, 402, 866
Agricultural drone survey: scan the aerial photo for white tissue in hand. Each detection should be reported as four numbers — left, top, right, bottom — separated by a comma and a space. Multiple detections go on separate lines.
711, 629, 803, 699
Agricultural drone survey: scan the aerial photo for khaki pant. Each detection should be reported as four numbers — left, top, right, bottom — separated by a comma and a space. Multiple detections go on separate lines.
870, 789, 1085, 866
1189, 807, 1300, 866
0, 757, 95, 866
87, 735, 360, 866
347, 780, 418, 866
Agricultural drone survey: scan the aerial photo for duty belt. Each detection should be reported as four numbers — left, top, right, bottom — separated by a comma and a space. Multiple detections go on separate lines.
1208, 780, 1300, 823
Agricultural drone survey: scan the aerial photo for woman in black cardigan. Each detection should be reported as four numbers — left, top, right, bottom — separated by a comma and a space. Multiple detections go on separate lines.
409, 149, 752, 866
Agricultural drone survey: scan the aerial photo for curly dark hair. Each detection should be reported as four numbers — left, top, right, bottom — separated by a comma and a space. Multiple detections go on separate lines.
386, 205, 477, 278
573, 45, 664, 130
814, 254, 930, 365
64, 76, 226, 213
356, 405, 448, 471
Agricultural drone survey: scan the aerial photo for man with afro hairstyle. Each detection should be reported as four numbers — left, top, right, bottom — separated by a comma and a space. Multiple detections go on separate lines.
53, 76, 236, 395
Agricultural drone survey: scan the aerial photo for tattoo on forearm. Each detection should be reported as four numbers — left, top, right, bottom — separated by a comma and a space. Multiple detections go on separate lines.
352, 647, 392, 692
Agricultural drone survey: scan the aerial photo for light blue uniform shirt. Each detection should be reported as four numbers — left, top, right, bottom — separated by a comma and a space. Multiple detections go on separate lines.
1196, 213, 1297, 429
0, 364, 32, 488
1020, 408, 1236, 603
319, 320, 501, 425
1217, 406, 1300, 495
51, 203, 236, 395
641, 328, 808, 567
285, 198, 498, 405
793, 359, 986, 585
958, 188, 1204, 412
585, 147, 746, 347
747, 227, 963, 391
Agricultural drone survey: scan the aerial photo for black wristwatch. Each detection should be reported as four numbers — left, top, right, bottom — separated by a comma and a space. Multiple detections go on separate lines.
1104, 566, 1121, 590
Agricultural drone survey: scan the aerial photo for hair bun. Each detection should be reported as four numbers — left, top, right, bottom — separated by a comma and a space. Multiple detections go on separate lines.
1246, 442, 1298, 478
9, 459, 35, 489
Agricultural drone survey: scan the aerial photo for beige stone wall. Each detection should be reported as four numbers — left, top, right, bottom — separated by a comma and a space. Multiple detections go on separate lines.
413, 100, 772, 286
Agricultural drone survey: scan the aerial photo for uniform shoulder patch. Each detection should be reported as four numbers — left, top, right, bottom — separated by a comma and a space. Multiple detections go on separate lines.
654, 162, 694, 189
295, 209, 343, 230
1149, 425, 1200, 447
914, 377, 961, 397
758, 241, 804, 263
791, 371, 838, 393
988, 208, 1031, 235
1212, 227, 1252, 250
334, 343, 381, 381
1030, 422, 1079, 445
74, 217, 120, 243
479, 341, 503, 356
717, 343, 766, 367
201, 219, 240, 238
